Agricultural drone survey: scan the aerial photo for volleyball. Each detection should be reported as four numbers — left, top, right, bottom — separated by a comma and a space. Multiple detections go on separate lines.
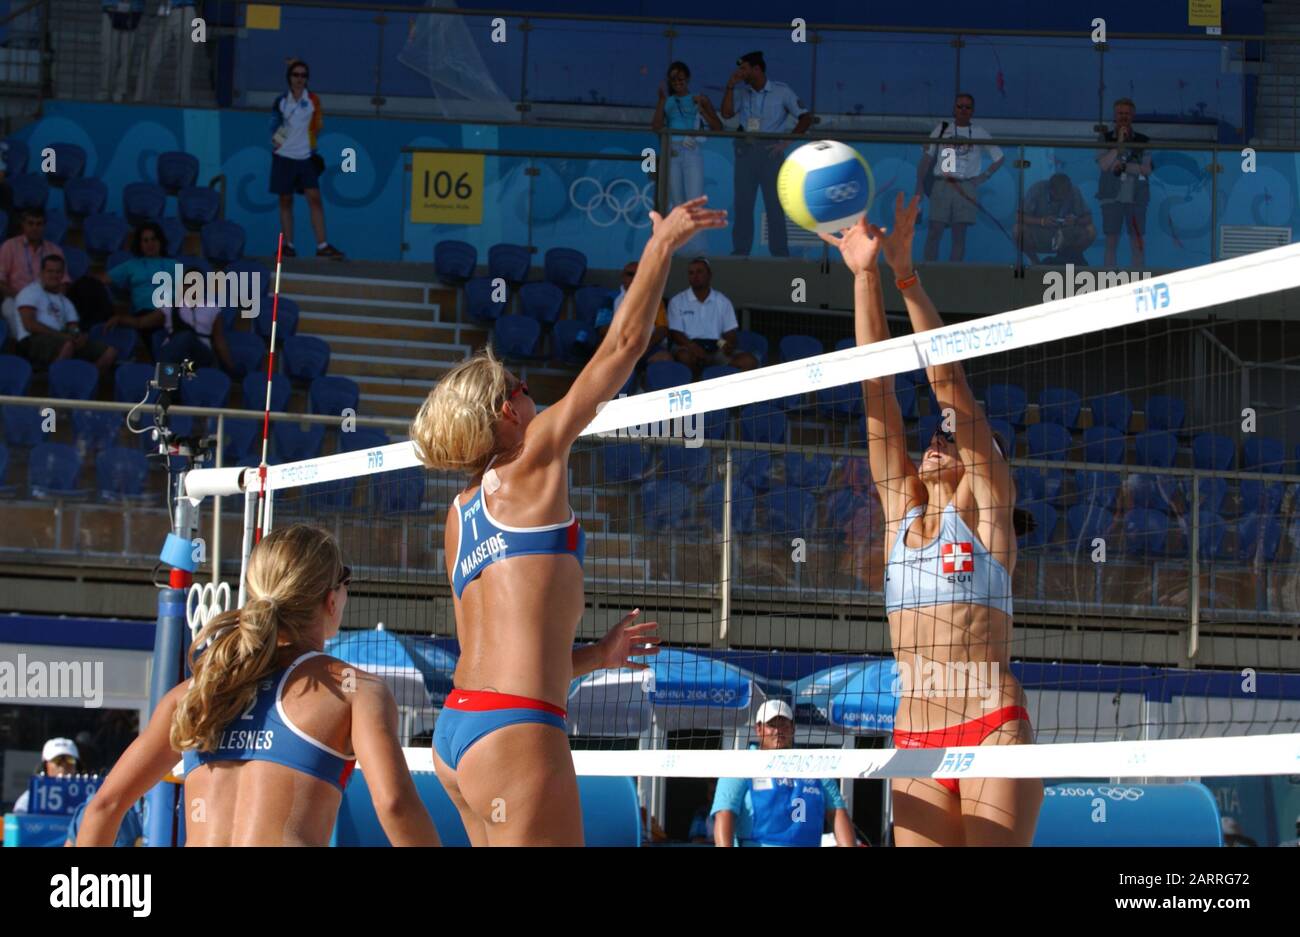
777, 140, 875, 233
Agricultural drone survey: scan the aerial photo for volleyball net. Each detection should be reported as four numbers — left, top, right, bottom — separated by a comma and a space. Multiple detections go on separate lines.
182, 242, 1300, 797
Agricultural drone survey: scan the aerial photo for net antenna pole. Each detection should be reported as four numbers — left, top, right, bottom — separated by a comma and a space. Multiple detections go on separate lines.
254, 232, 286, 544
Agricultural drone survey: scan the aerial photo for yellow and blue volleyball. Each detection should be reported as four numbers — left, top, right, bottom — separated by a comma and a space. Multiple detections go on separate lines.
777, 140, 874, 234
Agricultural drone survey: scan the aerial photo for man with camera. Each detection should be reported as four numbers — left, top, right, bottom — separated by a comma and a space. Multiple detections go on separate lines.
1095, 98, 1152, 268
1015, 172, 1096, 265
14, 255, 117, 374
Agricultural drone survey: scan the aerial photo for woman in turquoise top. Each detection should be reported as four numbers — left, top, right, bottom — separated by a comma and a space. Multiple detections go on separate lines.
102, 221, 172, 340
652, 61, 722, 253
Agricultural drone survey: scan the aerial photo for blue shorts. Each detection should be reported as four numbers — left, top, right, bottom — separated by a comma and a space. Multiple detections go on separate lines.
270, 154, 319, 195
433, 689, 568, 771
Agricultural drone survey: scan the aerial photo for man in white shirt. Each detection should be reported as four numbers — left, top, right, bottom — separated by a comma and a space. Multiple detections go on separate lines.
14, 255, 117, 373
667, 257, 757, 377
915, 93, 1005, 262
720, 51, 813, 257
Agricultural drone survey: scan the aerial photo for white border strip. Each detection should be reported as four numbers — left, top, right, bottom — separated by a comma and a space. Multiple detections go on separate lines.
398, 733, 1300, 779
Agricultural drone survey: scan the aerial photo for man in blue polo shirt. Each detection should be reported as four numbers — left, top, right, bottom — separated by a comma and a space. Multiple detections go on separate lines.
711, 700, 857, 847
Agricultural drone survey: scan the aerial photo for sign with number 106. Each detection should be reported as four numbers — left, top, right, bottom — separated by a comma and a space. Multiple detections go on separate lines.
411, 153, 484, 225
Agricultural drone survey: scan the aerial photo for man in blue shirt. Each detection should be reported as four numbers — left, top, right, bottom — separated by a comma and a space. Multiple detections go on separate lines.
65, 795, 144, 847
720, 52, 812, 258
710, 700, 858, 846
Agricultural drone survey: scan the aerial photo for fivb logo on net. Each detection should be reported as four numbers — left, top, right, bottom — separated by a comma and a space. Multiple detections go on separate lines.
593, 392, 703, 448
0, 654, 104, 707
151, 265, 262, 318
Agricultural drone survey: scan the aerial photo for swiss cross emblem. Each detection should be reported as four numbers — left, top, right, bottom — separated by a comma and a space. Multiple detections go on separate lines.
941, 541, 974, 574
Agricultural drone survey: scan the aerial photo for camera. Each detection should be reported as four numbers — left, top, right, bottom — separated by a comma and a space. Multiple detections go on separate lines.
153, 360, 194, 394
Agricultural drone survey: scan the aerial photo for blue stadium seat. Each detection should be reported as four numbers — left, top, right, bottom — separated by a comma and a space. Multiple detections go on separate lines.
464, 276, 508, 323
434, 239, 477, 284
283, 335, 331, 383
256, 295, 299, 340
895, 381, 918, 420
1237, 513, 1282, 562
784, 453, 833, 489
551, 319, 595, 365
309, 375, 359, 417
1018, 502, 1056, 548
492, 315, 540, 360
1089, 392, 1133, 433
642, 478, 694, 533
177, 186, 220, 230
779, 334, 823, 362
1144, 395, 1186, 431
1074, 469, 1123, 509
63, 177, 107, 222
370, 467, 424, 513
1190, 509, 1229, 560
733, 330, 768, 365
159, 217, 186, 257
220, 417, 261, 464
487, 243, 531, 286
113, 362, 153, 403
916, 413, 941, 451
201, 219, 246, 264
1082, 425, 1125, 464
661, 445, 710, 486
702, 365, 739, 382
272, 422, 325, 462
225, 333, 266, 380
1124, 508, 1169, 555
1126, 473, 1179, 510
156, 151, 199, 195
1013, 466, 1047, 503
739, 401, 786, 444
518, 281, 564, 327
96, 447, 149, 499
123, 182, 167, 225
82, 212, 130, 259
87, 323, 137, 360
704, 479, 757, 534
307, 475, 358, 512
703, 407, 729, 440
603, 443, 645, 484
241, 372, 291, 413
543, 247, 587, 291
49, 359, 97, 400
1026, 422, 1073, 460
1192, 433, 1234, 471
62, 246, 90, 282
10, 173, 49, 211
984, 383, 1028, 425
339, 428, 390, 453
1133, 430, 1177, 468
3, 405, 42, 447
180, 367, 232, 408
644, 360, 692, 391
46, 143, 86, 187
1239, 478, 1285, 515
989, 418, 1016, 458
1192, 476, 1228, 514
761, 485, 817, 533
1037, 387, 1081, 428
1, 354, 34, 394
1242, 436, 1285, 473
44, 209, 68, 245
817, 381, 863, 420
28, 442, 83, 498
734, 450, 772, 492
573, 286, 614, 325
1066, 502, 1113, 544
3, 138, 28, 175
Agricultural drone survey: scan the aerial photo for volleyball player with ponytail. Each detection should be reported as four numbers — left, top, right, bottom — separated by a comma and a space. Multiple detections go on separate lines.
77, 524, 439, 846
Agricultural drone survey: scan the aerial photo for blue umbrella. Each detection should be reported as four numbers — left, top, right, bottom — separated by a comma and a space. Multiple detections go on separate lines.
325, 629, 457, 706
828, 660, 900, 734
789, 662, 867, 724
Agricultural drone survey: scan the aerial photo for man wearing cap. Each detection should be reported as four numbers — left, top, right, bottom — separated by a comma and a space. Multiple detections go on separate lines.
721, 51, 813, 258
12, 738, 81, 813
666, 256, 758, 377
710, 700, 857, 847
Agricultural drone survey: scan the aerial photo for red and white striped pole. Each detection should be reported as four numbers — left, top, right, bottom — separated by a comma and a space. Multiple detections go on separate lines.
254, 232, 286, 543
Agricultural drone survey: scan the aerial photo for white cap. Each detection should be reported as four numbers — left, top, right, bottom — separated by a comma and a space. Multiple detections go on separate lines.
42, 738, 79, 763
754, 700, 794, 724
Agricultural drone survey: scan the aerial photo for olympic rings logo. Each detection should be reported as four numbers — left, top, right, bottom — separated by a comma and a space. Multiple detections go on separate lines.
186, 581, 232, 639
569, 177, 656, 228
1096, 786, 1143, 801
824, 182, 861, 203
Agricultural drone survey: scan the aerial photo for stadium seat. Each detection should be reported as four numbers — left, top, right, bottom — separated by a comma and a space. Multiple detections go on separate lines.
551, 319, 595, 365
645, 360, 692, 391
1239, 478, 1285, 515
704, 478, 757, 535
10, 173, 49, 211
177, 186, 221, 230
156, 151, 199, 195
307, 475, 359, 512
603, 443, 645, 484
487, 243, 531, 286
784, 452, 833, 489
779, 334, 823, 362
82, 213, 130, 258
44, 209, 68, 245
642, 478, 694, 533
123, 182, 167, 225
222, 418, 261, 464
1066, 502, 1113, 544
180, 367, 232, 409
49, 359, 97, 400
1133, 430, 1177, 468
1082, 425, 1125, 465
1037, 387, 1081, 428
62, 246, 90, 282
1125, 473, 1177, 510
3, 138, 28, 175
733, 330, 768, 365
283, 335, 331, 383
464, 276, 508, 323
739, 401, 786, 444
916, 413, 941, 451
339, 428, 390, 453
661, 444, 710, 487
1018, 502, 1057, 548
989, 418, 1016, 457
255, 296, 299, 340
96, 447, 149, 499
761, 484, 817, 533
1026, 422, 1073, 460
817, 381, 863, 420
984, 383, 1028, 425
1124, 508, 1169, 555
1192, 476, 1228, 514
702, 365, 739, 382
28, 442, 83, 498
0, 354, 33, 395
517, 281, 564, 327
1089, 392, 1133, 433
46, 143, 86, 187
1237, 513, 1282, 562
370, 467, 425, 513
543, 247, 587, 291
1242, 436, 1286, 473
492, 315, 541, 360
3, 405, 42, 447
895, 381, 918, 420
703, 407, 729, 440
87, 323, 138, 360
309, 375, 360, 417
1191, 433, 1235, 471
573, 286, 614, 325
1073, 469, 1123, 509
241, 372, 291, 413
159, 217, 187, 257
63, 177, 108, 222
201, 219, 246, 264
272, 422, 326, 462
434, 239, 477, 284
113, 362, 154, 403
1144, 395, 1186, 432
1014, 466, 1047, 503
735, 450, 772, 492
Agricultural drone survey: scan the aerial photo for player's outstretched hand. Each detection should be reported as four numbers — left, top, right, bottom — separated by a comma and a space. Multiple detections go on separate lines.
649, 196, 727, 252
595, 609, 662, 671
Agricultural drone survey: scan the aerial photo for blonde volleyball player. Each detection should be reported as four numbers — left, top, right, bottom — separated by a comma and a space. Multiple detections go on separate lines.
820, 193, 1042, 846
78, 525, 440, 846
411, 197, 725, 846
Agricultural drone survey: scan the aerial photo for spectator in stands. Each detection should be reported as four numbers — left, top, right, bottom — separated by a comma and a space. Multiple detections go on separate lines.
666, 257, 757, 376
66, 794, 144, 847
916, 93, 1004, 263
720, 51, 812, 258
1220, 816, 1257, 847
157, 302, 236, 373
14, 255, 117, 375
597, 260, 673, 365
12, 738, 81, 813
652, 61, 723, 254
100, 222, 173, 344
134, 0, 197, 104
1095, 97, 1152, 269
270, 59, 345, 260
1016, 173, 1096, 265
99, 1, 145, 104
1, 208, 68, 344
